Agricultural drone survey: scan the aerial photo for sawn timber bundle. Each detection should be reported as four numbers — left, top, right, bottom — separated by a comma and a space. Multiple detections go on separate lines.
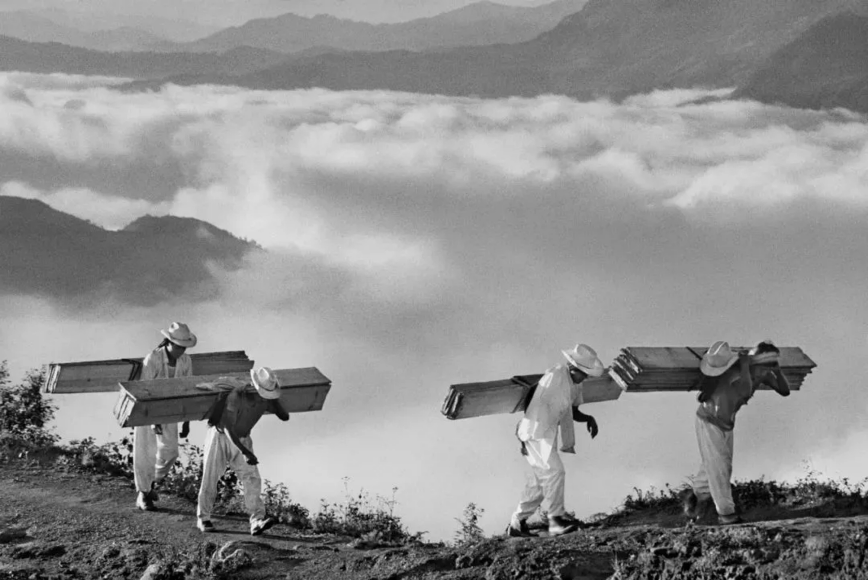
44, 351, 254, 394
442, 373, 622, 420
113, 367, 331, 428
609, 346, 817, 392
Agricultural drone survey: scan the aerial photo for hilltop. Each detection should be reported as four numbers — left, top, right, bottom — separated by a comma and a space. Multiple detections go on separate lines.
0, 196, 260, 306
3, 455, 868, 579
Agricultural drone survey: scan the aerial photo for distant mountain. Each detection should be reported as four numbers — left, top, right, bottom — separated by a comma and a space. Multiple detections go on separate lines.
736, 13, 868, 114
254, 0, 554, 24
0, 12, 169, 52
135, 0, 861, 100
0, 196, 259, 306
25, 8, 220, 42
149, 0, 589, 55
0, 36, 289, 78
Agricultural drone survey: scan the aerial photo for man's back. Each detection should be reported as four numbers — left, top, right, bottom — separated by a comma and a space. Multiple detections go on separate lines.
219, 387, 273, 437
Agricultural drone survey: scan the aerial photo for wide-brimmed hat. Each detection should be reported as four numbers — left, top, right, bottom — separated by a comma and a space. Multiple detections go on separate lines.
250, 366, 281, 400
161, 322, 197, 348
562, 343, 605, 377
700, 341, 739, 377
749, 340, 781, 365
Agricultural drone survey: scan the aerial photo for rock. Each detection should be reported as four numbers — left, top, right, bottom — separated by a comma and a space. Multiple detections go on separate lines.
0, 527, 29, 543
140, 563, 161, 580
11, 542, 40, 558
455, 554, 473, 569
805, 535, 831, 554
210, 541, 254, 574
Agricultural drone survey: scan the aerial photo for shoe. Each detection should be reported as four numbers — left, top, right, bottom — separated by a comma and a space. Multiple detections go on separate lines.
680, 489, 698, 518
250, 516, 277, 536
718, 513, 743, 525
505, 519, 537, 538
136, 492, 156, 512
548, 515, 580, 536
197, 519, 215, 533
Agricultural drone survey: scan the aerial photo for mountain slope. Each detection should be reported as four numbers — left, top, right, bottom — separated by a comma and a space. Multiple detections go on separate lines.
151, 0, 588, 55
141, 0, 861, 99
736, 13, 868, 113
0, 196, 258, 306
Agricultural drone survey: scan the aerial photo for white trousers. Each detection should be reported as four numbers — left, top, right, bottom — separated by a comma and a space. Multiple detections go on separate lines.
134, 423, 179, 493
196, 426, 265, 524
511, 438, 566, 522
692, 415, 736, 516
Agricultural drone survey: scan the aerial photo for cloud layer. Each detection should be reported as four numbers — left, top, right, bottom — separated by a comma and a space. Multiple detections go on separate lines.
2, 73, 868, 540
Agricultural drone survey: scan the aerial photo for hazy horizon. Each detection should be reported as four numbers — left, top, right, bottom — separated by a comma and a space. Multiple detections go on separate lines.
0, 0, 563, 29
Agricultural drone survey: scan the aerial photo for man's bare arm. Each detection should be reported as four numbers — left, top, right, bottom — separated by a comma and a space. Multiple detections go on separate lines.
572, 406, 599, 438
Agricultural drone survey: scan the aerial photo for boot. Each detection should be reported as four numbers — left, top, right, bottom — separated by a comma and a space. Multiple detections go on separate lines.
548, 515, 579, 536
505, 518, 536, 538
136, 491, 155, 511
680, 489, 698, 518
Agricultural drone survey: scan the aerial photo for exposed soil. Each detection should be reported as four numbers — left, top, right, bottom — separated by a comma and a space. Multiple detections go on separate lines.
3, 461, 868, 579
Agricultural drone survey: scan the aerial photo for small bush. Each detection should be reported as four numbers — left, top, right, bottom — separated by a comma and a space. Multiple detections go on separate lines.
453, 502, 485, 546
310, 477, 422, 544
621, 483, 681, 513
0, 363, 59, 455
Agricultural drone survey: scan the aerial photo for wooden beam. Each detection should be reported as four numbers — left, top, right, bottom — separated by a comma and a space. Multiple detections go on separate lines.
113, 367, 331, 428
44, 351, 254, 394
609, 346, 817, 392
442, 372, 621, 421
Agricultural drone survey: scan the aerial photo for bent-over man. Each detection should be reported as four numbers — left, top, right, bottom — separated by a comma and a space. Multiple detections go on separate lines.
683, 340, 790, 524
196, 366, 289, 535
507, 343, 603, 537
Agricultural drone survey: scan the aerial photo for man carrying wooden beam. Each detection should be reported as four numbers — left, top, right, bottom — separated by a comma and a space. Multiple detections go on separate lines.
196, 366, 290, 535
507, 343, 604, 538
682, 340, 791, 525
135, 322, 197, 512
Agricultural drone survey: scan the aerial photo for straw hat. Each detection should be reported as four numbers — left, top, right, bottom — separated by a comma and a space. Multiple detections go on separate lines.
250, 367, 281, 400
561, 343, 605, 377
161, 322, 197, 348
700, 341, 739, 377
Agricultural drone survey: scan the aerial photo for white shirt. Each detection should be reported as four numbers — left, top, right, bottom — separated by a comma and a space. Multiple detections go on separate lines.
516, 364, 584, 464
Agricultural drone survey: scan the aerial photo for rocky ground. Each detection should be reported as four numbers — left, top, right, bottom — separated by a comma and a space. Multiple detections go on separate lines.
3, 460, 868, 580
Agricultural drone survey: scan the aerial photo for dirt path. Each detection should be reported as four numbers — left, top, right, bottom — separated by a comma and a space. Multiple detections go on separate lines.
4, 460, 868, 579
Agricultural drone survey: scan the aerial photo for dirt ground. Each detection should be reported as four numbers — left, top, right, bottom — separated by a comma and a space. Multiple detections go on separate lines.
3, 461, 868, 580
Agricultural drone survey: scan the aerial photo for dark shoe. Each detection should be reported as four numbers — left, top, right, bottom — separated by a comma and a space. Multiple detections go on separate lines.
505, 519, 537, 538
197, 519, 215, 533
148, 482, 160, 502
718, 513, 743, 525
548, 515, 579, 536
251, 516, 277, 536
681, 489, 698, 518
136, 492, 155, 512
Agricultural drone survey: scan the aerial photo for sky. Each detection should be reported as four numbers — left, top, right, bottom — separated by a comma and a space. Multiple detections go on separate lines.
2, 72, 868, 541
0, 0, 558, 28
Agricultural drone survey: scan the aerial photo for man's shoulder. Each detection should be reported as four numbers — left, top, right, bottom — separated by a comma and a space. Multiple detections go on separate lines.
142, 348, 163, 366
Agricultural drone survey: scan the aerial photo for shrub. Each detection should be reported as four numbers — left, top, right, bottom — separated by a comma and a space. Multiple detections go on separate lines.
0, 363, 59, 457
453, 502, 485, 546
310, 477, 422, 544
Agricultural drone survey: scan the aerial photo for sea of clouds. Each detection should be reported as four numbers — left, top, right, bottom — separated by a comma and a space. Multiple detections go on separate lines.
1, 72, 867, 540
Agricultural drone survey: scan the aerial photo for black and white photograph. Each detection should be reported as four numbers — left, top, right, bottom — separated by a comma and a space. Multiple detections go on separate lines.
0, 0, 867, 578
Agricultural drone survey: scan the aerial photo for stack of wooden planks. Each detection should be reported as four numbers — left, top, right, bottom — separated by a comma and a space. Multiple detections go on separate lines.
43, 351, 254, 394
608, 346, 817, 392
442, 372, 622, 420
113, 367, 331, 428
